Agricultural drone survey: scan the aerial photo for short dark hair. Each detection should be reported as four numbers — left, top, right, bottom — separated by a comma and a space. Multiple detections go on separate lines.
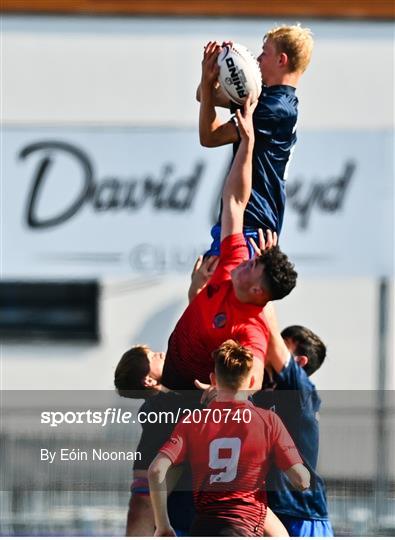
259, 246, 297, 301
114, 345, 154, 399
213, 340, 253, 391
281, 325, 326, 376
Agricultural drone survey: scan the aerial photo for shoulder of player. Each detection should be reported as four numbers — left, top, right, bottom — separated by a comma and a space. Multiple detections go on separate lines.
255, 87, 298, 119
277, 356, 315, 391
248, 402, 279, 425
139, 390, 184, 414
233, 313, 270, 336
220, 232, 247, 251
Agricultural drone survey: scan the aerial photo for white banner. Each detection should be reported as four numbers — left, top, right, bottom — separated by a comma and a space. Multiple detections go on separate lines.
2, 127, 393, 278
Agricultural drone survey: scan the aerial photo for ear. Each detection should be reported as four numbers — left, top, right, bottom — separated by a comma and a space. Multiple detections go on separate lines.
248, 375, 255, 389
251, 285, 264, 297
278, 52, 288, 67
143, 375, 159, 388
295, 355, 308, 368
209, 372, 216, 386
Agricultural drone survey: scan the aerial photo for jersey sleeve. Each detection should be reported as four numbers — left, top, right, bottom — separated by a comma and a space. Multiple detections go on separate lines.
210, 233, 249, 282
235, 324, 268, 363
269, 410, 303, 471
159, 420, 189, 466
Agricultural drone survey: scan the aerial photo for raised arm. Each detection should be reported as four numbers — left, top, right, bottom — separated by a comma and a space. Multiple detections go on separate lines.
263, 301, 292, 374
148, 453, 176, 537
188, 255, 219, 303
221, 95, 257, 241
199, 41, 239, 147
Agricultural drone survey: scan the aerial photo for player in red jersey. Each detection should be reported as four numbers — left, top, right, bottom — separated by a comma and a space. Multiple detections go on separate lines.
118, 95, 297, 396
148, 340, 310, 537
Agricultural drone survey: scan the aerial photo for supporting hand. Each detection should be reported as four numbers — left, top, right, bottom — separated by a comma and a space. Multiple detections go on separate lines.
201, 41, 221, 91
249, 228, 278, 256
194, 379, 217, 405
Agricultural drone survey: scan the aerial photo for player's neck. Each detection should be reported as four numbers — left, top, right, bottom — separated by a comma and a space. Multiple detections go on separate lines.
216, 389, 249, 402
266, 71, 300, 88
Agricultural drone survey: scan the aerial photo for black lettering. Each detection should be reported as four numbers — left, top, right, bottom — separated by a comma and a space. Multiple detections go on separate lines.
167, 162, 204, 210
122, 181, 139, 208
20, 141, 93, 229
288, 181, 322, 230
319, 161, 355, 212
93, 178, 122, 210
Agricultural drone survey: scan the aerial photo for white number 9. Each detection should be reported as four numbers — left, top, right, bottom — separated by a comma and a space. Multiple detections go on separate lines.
209, 437, 241, 484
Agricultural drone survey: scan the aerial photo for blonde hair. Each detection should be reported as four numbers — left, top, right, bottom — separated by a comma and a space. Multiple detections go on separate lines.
213, 340, 253, 391
265, 24, 314, 73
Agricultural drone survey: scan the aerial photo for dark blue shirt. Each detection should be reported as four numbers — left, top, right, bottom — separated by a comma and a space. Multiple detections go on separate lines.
233, 85, 298, 234
252, 357, 329, 520
133, 392, 198, 532
206, 85, 298, 257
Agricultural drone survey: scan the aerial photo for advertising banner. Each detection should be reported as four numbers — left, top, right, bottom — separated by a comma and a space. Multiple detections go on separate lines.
2, 127, 393, 278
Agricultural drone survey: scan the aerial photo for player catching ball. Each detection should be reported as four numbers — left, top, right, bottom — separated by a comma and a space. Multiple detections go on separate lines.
198, 25, 314, 256
148, 340, 310, 537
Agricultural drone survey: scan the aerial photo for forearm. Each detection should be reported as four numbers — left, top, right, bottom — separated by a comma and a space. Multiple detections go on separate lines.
149, 474, 171, 530
264, 303, 291, 373
223, 137, 254, 206
285, 463, 310, 491
199, 86, 224, 146
126, 494, 155, 536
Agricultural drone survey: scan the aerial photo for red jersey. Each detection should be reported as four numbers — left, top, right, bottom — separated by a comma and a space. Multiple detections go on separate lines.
160, 400, 302, 536
162, 233, 269, 389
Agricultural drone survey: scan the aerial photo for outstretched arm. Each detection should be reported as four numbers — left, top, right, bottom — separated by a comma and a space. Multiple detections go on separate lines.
188, 255, 219, 303
148, 454, 176, 537
221, 95, 257, 241
199, 41, 239, 147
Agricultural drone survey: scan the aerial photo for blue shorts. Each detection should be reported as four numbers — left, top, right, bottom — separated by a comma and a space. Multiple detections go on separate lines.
204, 224, 260, 259
278, 515, 334, 537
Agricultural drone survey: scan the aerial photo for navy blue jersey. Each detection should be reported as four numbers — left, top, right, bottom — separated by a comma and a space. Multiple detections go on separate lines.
234, 85, 297, 234
252, 358, 329, 520
205, 85, 298, 258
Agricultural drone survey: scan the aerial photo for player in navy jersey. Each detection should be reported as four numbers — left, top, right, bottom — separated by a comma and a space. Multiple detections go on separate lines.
255, 307, 334, 537
148, 340, 310, 537
197, 25, 314, 256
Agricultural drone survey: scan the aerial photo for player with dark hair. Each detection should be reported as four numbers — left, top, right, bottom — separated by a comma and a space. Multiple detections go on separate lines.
148, 340, 310, 537
198, 25, 314, 256
281, 325, 327, 377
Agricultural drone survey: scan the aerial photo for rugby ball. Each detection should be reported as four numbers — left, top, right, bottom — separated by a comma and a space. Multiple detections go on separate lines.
217, 43, 262, 105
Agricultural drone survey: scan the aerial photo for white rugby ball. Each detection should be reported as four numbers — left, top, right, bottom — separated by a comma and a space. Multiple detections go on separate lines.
217, 43, 262, 105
